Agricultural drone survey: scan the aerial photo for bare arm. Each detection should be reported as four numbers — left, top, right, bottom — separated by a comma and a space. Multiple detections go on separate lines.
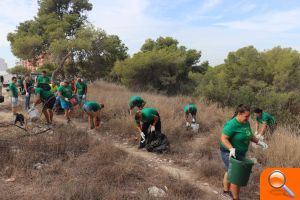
34, 94, 42, 106
152, 116, 159, 126
251, 135, 259, 144
220, 134, 233, 150
260, 122, 267, 135
255, 121, 259, 133
23, 80, 28, 93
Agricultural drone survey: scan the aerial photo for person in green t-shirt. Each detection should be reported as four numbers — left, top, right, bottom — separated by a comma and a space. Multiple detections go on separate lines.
82, 101, 104, 130
219, 104, 268, 200
32, 87, 56, 125
253, 108, 276, 139
8, 77, 19, 115
37, 71, 50, 84
135, 107, 161, 149
128, 96, 146, 115
17, 76, 23, 93
75, 77, 87, 104
58, 80, 73, 123
184, 103, 197, 127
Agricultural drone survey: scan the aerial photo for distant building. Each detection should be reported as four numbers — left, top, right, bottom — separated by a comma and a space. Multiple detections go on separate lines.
21, 54, 51, 71
0, 58, 8, 71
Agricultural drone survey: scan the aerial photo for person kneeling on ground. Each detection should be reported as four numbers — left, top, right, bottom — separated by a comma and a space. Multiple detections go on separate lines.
58, 80, 73, 123
82, 101, 104, 130
135, 107, 161, 149
184, 103, 197, 127
220, 104, 268, 200
128, 95, 146, 115
253, 108, 276, 139
31, 87, 56, 126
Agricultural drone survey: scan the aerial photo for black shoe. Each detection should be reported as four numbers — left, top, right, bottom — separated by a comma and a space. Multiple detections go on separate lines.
220, 191, 233, 199
138, 143, 145, 149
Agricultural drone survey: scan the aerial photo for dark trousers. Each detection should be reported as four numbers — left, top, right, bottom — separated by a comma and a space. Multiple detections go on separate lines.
139, 119, 161, 148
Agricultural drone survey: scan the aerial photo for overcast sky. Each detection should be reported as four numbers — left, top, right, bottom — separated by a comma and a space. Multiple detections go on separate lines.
1, 0, 300, 67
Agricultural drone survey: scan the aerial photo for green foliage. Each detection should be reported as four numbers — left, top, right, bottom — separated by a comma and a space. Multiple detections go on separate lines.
112, 37, 206, 94
8, 0, 93, 81
76, 27, 128, 81
36, 63, 58, 75
7, 65, 31, 76
194, 46, 300, 122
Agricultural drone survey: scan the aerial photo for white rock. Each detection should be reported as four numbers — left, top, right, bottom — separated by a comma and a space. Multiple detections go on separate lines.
203, 183, 209, 186
5, 177, 15, 182
33, 163, 43, 170
148, 186, 167, 198
213, 190, 218, 194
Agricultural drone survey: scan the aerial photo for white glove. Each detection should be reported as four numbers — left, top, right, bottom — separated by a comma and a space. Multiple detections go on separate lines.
186, 122, 190, 127
150, 125, 155, 132
140, 132, 145, 143
192, 118, 196, 123
65, 98, 69, 102
254, 131, 258, 136
26, 92, 29, 97
257, 140, 268, 150
82, 94, 86, 99
229, 148, 236, 158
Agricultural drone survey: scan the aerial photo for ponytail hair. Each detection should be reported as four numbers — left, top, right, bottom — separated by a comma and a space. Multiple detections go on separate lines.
232, 104, 251, 119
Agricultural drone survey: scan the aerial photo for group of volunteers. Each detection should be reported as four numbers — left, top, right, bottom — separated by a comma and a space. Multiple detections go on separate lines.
7, 71, 104, 131
129, 95, 276, 200
7, 73, 277, 200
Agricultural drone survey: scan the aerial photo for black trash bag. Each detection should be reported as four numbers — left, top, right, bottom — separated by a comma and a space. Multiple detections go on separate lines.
145, 132, 170, 153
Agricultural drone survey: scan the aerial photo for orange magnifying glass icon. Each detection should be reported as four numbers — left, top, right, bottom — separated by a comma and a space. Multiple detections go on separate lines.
268, 170, 296, 198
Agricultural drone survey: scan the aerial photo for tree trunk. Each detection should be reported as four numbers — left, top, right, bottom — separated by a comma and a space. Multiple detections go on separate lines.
51, 52, 72, 82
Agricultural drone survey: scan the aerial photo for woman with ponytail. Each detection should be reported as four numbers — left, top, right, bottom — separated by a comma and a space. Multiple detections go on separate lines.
219, 104, 268, 200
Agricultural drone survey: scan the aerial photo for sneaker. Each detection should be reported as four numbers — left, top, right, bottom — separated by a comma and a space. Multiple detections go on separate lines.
220, 191, 233, 199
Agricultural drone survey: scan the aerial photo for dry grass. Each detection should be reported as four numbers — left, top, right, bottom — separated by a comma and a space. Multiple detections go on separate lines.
0, 126, 210, 200
87, 81, 300, 200
1, 80, 299, 199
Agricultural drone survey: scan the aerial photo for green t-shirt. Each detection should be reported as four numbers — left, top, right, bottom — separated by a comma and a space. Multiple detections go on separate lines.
75, 82, 87, 95
129, 96, 145, 108
141, 108, 159, 123
8, 83, 18, 97
34, 87, 54, 101
84, 101, 101, 112
220, 118, 253, 157
58, 85, 73, 99
17, 79, 23, 87
37, 75, 50, 84
184, 103, 197, 113
256, 112, 276, 125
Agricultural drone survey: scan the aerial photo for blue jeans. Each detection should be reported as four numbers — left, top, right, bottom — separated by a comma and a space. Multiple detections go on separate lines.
220, 147, 245, 171
25, 94, 30, 110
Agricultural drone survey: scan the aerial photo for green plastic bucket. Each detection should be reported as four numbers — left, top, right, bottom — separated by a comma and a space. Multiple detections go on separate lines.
228, 157, 254, 186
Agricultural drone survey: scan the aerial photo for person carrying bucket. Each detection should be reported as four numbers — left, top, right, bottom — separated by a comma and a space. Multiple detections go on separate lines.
134, 107, 161, 149
184, 103, 197, 127
58, 80, 73, 123
128, 96, 146, 115
253, 108, 276, 139
31, 87, 56, 126
220, 104, 268, 200
82, 101, 104, 130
